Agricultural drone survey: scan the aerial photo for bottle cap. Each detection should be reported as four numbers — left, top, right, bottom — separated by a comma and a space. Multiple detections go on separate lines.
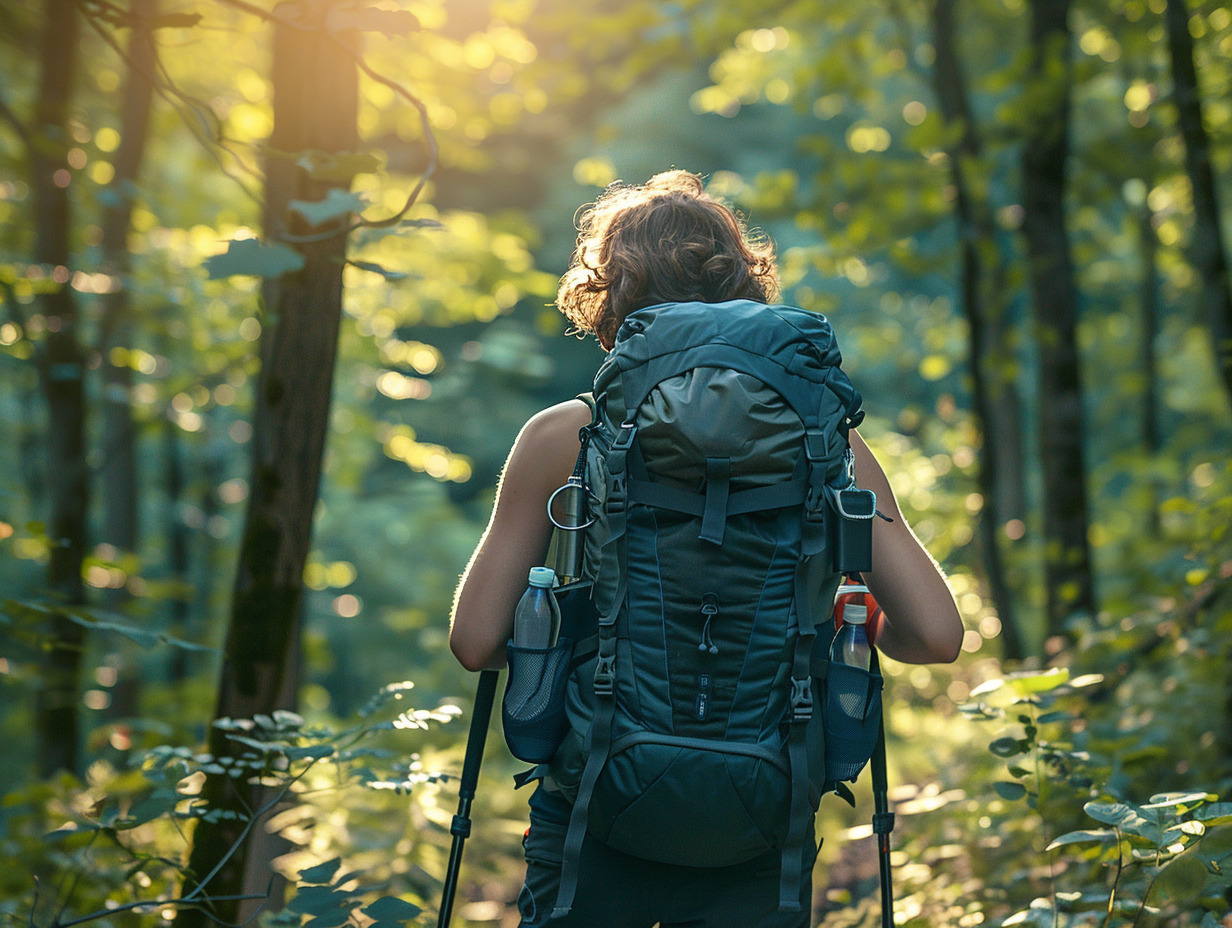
528, 566, 557, 588
842, 603, 868, 625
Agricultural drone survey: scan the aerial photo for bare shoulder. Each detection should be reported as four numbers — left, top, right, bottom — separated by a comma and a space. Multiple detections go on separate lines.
519, 398, 593, 447
503, 398, 593, 493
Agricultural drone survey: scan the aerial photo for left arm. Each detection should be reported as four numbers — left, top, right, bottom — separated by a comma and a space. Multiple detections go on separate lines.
850, 430, 964, 664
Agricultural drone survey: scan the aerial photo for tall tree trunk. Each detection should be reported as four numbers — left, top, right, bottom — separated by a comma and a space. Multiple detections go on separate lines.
931, 0, 1027, 659
1020, 0, 1097, 640
162, 414, 192, 684
32, 0, 87, 779
181, 6, 358, 924
97, 0, 159, 730
1163, 0, 1232, 408
1137, 185, 1163, 534
98, 0, 158, 560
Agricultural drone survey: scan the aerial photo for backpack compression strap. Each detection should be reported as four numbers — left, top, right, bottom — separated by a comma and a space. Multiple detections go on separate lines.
551, 421, 635, 919
777, 455, 832, 912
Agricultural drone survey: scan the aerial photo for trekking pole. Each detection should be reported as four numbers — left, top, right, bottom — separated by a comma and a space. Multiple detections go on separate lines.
438, 669, 499, 928
870, 689, 895, 928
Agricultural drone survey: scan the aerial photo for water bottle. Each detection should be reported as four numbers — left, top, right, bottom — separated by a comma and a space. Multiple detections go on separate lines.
512, 566, 561, 648
830, 602, 871, 671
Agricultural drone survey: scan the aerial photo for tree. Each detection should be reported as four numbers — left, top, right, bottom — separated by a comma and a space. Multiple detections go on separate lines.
1020, 0, 1097, 639
97, 0, 158, 564
181, 4, 361, 922
31, 0, 88, 779
1162, 0, 1232, 409
930, 0, 1027, 659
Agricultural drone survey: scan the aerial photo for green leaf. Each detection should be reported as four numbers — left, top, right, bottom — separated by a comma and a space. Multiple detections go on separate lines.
1046, 829, 1117, 851
298, 857, 342, 885
967, 678, 1005, 699
1144, 792, 1210, 811
304, 910, 351, 928
1161, 823, 1204, 848
297, 150, 382, 183
994, 781, 1028, 801
361, 895, 422, 924
349, 260, 408, 281
1005, 668, 1069, 696
989, 737, 1028, 758
1085, 801, 1162, 843
205, 239, 304, 279
273, 709, 305, 728
1196, 802, 1232, 827
1036, 710, 1073, 725
287, 885, 346, 915
289, 189, 366, 226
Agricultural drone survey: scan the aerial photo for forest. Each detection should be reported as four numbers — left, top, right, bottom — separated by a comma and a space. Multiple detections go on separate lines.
0, 0, 1230, 925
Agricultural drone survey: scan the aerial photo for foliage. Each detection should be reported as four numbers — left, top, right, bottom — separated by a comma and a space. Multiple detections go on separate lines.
1, 685, 461, 928
1, 0, 1231, 924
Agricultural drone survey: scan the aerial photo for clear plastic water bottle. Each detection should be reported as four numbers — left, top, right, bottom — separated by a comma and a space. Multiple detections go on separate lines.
830, 602, 871, 671
512, 567, 561, 648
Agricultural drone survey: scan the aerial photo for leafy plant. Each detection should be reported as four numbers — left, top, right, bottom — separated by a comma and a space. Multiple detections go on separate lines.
3, 683, 460, 928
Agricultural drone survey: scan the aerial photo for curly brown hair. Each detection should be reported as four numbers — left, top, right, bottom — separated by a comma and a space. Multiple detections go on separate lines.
556, 171, 780, 347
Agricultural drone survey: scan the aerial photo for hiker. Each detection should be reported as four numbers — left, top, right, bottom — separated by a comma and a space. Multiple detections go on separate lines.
449, 170, 964, 927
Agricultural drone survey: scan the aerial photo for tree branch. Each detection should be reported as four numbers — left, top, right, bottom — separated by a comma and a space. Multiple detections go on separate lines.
76, 0, 264, 208
215, 0, 439, 244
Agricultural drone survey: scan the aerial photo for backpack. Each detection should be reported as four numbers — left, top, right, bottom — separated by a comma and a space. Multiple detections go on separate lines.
542, 299, 875, 918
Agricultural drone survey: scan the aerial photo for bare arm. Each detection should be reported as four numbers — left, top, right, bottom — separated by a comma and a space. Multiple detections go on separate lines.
449, 400, 592, 671
851, 430, 964, 664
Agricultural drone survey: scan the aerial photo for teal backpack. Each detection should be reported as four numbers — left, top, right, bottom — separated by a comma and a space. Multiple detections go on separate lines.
537, 299, 879, 917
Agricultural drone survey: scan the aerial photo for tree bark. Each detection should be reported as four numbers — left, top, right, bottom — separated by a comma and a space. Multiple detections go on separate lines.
181, 5, 359, 924
32, 0, 87, 779
1137, 186, 1163, 534
1020, 0, 1097, 639
1163, 0, 1232, 408
931, 0, 1028, 659
98, 0, 158, 560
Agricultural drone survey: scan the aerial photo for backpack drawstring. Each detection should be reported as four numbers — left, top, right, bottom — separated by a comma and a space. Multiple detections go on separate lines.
698, 595, 719, 655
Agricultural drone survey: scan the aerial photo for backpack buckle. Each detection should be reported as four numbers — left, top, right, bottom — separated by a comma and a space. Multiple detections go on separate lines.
804, 485, 827, 522
612, 421, 637, 450
594, 655, 616, 695
803, 430, 829, 462
790, 678, 812, 722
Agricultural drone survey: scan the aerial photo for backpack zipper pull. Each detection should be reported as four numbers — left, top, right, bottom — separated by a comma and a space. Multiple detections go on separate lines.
698, 594, 719, 655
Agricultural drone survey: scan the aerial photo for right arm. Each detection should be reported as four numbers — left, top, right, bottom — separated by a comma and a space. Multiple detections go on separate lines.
448, 400, 592, 671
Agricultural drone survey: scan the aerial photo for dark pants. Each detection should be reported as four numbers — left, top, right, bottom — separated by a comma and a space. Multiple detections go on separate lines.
516, 787, 817, 928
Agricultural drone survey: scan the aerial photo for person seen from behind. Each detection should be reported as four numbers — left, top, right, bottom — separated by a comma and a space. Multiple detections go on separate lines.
450, 170, 964, 927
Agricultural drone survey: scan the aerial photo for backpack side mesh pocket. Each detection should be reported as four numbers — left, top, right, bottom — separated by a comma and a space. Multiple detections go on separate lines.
822, 660, 884, 783
502, 637, 574, 764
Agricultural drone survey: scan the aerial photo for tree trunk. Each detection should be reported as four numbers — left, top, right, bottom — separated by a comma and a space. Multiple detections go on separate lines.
98, 0, 158, 560
931, 0, 1027, 659
181, 5, 358, 924
1020, 0, 1097, 639
32, 0, 87, 779
96, 0, 160, 731
162, 414, 192, 684
1163, 0, 1232, 408
1137, 186, 1163, 535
